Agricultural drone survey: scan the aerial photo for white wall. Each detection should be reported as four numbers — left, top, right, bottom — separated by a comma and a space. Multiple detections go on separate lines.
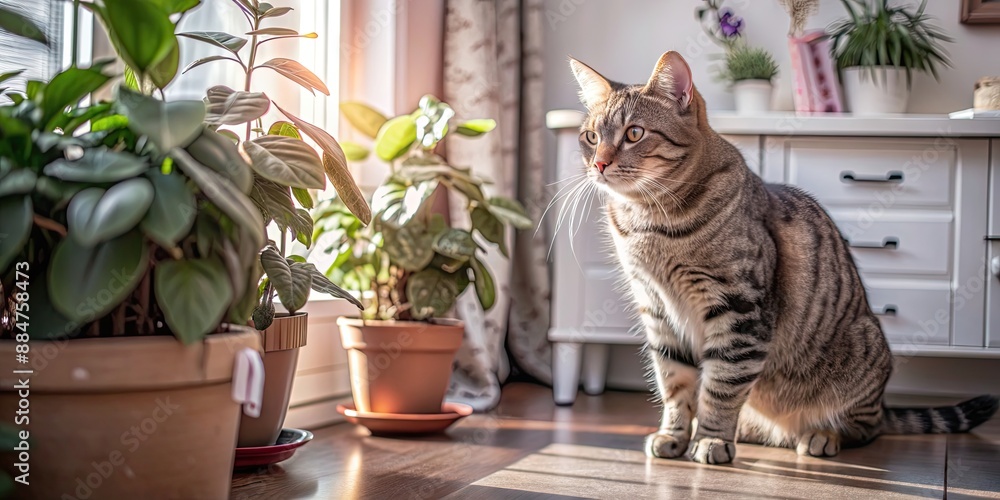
542, 0, 1000, 115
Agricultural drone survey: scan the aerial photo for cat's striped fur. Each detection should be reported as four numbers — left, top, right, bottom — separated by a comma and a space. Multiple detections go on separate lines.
569, 51, 999, 464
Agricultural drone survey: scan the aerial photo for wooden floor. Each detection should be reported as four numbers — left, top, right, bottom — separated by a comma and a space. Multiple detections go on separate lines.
231, 383, 1000, 499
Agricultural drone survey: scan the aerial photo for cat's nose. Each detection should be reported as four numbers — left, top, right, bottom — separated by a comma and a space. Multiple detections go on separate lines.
594, 161, 609, 174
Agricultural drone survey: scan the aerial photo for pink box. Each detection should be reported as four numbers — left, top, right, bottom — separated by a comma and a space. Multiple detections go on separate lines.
788, 30, 843, 113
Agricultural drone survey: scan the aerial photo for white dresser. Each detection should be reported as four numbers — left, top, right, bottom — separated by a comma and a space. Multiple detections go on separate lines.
547, 110, 1000, 405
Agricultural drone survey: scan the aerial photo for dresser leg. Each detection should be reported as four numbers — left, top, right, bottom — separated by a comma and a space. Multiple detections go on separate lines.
552, 342, 583, 406
582, 344, 610, 395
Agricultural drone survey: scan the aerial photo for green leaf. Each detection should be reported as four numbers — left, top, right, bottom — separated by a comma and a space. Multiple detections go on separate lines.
267, 120, 301, 139
182, 55, 241, 75
170, 148, 265, 249
382, 220, 435, 272
155, 257, 234, 343
34, 177, 83, 206
247, 27, 299, 36
250, 176, 294, 228
0, 195, 31, 271
252, 301, 276, 330
261, 246, 311, 312
470, 256, 496, 311
229, 255, 262, 324
245, 135, 325, 189
339, 101, 387, 139
488, 196, 533, 229
117, 86, 206, 151
178, 31, 248, 54
90, 114, 129, 132
148, 38, 180, 90
152, 0, 201, 14
305, 262, 363, 308
273, 103, 370, 224
0, 5, 49, 45
0, 70, 24, 85
25, 80, 43, 100
433, 228, 476, 260
24, 276, 81, 340
218, 129, 240, 143
292, 208, 314, 247
374, 114, 417, 162
292, 187, 314, 209
0, 169, 36, 197
43, 148, 148, 183
48, 230, 150, 323
257, 58, 329, 95
123, 65, 140, 90
41, 63, 112, 128
340, 140, 370, 162
454, 118, 497, 137
406, 268, 459, 319
260, 6, 293, 18
186, 128, 254, 193
472, 205, 507, 258
67, 178, 154, 247
141, 170, 196, 247
99, 0, 176, 76
204, 85, 270, 126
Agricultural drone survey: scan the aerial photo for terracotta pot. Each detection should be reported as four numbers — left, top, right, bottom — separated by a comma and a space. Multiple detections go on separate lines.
337, 317, 463, 414
237, 312, 308, 447
0, 327, 259, 500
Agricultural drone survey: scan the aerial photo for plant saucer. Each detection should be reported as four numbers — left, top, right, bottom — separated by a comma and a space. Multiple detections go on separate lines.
336, 402, 473, 435
234, 428, 313, 468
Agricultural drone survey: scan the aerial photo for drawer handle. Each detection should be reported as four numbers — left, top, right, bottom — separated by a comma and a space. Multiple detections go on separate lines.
840, 170, 904, 183
873, 305, 898, 317
848, 237, 899, 249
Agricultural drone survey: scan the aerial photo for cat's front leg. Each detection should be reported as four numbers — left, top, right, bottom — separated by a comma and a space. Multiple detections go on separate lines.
690, 311, 771, 464
644, 329, 699, 459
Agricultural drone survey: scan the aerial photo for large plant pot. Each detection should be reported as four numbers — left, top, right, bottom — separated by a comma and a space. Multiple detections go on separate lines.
337, 317, 463, 414
237, 312, 308, 447
842, 67, 910, 114
732, 79, 773, 115
0, 327, 259, 500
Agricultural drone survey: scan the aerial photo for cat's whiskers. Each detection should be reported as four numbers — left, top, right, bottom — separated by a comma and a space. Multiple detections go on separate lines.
538, 173, 587, 238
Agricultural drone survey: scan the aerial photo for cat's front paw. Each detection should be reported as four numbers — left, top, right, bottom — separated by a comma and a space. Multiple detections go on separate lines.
689, 436, 736, 464
795, 431, 840, 457
644, 430, 689, 459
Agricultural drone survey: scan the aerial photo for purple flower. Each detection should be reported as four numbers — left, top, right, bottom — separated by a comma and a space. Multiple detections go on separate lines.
719, 9, 743, 38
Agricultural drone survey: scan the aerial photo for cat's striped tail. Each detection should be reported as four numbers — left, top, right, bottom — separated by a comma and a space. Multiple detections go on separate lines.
881, 395, 999, 434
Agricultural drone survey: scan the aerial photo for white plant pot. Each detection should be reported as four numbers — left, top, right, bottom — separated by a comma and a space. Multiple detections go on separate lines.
732, 79, 773, 115
842, 67, 910, 114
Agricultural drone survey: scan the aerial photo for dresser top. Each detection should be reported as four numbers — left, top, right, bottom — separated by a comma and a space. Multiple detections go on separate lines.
546, 109, 1000, 138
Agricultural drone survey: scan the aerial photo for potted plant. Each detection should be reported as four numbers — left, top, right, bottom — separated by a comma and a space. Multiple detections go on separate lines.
311, 96, 532, 415
0, 1, 264, 497
177, 0, 368, 447
723, 45, 779, 114
829, 0, 952, 114
697, 0, 778, 114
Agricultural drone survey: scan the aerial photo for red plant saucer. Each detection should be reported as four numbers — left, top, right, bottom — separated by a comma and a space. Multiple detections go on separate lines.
336, 402, 474, 435
234, 428, 313, 468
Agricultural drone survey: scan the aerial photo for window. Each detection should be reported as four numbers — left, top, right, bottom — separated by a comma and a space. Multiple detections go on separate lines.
0, 0, 82, 102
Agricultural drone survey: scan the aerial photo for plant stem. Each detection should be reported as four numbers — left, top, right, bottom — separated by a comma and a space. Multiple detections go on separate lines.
243, 14, 261, 141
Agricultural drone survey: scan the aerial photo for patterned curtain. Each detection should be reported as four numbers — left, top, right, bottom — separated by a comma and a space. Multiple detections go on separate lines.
443, 0, 552, 411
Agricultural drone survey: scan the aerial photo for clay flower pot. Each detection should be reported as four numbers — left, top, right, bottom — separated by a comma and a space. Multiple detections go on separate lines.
237, 312, 308, 447
0, 327, 259, 500
337, 317, 463, 414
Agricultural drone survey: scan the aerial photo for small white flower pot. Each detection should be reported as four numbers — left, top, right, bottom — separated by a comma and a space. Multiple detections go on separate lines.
732, 79, 773, 115
842, 67, 911, 114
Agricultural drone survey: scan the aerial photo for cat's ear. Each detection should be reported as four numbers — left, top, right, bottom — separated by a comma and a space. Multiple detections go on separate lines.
569, 57, 612, 109
645, 51, 693, 110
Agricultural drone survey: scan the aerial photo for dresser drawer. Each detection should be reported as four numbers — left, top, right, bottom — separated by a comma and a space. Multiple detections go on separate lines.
830, 214, 952, 276
865, 285, 952, 346
786, 139, 955, 208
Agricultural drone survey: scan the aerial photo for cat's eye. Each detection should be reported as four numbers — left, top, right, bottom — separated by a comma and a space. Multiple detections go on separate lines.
583, 130, 599, 145
625, 126, 644, 142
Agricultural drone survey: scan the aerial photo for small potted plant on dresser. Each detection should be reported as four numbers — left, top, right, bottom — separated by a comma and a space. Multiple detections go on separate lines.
0, 2, 263, 497
724, 45, 780, 115
177, 0, 369, 449
830, 0, 952, 114
311, 96, 532, 433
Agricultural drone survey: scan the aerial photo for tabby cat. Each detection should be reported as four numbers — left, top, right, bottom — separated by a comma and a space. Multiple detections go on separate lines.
569, 51, 999, 464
